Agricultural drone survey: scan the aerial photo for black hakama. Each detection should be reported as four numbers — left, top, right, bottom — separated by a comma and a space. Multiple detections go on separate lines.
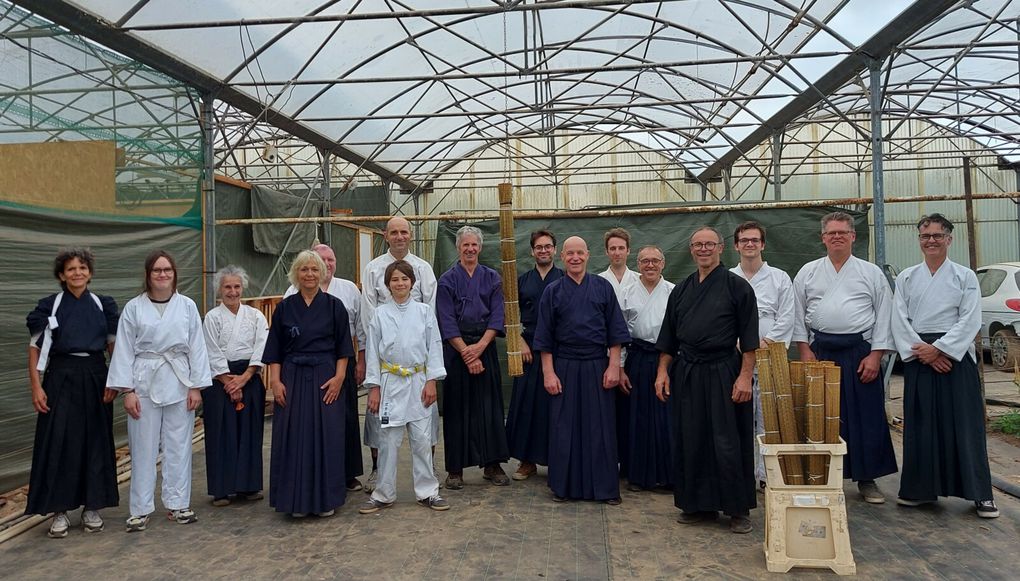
655, 264, 758, 515
202, 359, 265, 499
343, 356, 364, 482
625, 339, 672, 489
810, 330, 898, 482
533, 273, 631, 501
27, 353, 120, 514
442, 327, 510, 472
264, 291, 353, 514
505, 267, 562, 467
505, 334, 551, 466
899, 333, 992, 502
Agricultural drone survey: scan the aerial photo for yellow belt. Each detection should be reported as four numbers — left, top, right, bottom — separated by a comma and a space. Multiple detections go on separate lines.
381, 361, 425, 377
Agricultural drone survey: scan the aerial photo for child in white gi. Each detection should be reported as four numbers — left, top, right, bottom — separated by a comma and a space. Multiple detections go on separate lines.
359, 260, 449, 513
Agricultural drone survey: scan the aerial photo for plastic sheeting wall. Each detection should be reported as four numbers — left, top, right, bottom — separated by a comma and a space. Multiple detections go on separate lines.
0, 202, 201, 493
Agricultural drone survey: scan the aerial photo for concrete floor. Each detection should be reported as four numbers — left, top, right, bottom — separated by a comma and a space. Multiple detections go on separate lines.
4, 373, 1020, 580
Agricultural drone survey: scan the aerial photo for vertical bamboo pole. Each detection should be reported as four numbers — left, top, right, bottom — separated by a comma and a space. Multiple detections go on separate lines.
767, 343, 803, 484
805, 362, 827, 485
756, 349, 786, 483
498, 183, 524, 377
824, 363, 842, 479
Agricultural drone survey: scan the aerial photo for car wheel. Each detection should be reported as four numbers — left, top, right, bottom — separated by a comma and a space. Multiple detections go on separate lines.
990, 328, 1020, 371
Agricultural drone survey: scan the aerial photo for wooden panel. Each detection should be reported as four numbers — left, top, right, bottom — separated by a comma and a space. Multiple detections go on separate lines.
0, 141, 116, 212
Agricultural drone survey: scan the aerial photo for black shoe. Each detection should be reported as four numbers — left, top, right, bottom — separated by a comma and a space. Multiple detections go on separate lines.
976, 500, 1000, 518
676, 510, 715, 524
605, 497, 622, 506
730, 516, 753, 534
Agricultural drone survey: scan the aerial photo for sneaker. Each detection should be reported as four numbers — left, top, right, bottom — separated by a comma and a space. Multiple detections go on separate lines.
363, 469, 378, 494
347, 478, 364, 492
243, 491, 264, 501
291, 512, 308, 518
212, 497, 231, 507
168, 508, 198, 524
82, 510, 104, 533
627, 483, 644, 492
444, 473, 464, 490
858, 481, 885, 504
125, 514, 149, 533
730, 515, 753, 534
418, 495, 450, 511
976, 500, 1000, 518
358, 499, 393, 514
483, 465, 510, 486
896, 497, 933, 507
317, 509, 335, 517
605, 497, 622, 506
48, 512, 70, 538
551, 494, 568, 503
513, 462, 537, 481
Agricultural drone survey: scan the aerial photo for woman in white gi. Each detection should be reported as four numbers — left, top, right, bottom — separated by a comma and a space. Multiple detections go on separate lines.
359, 260, 449, 513
202, 265, 269, 506
26, 248, 120, 538
107, 250, 211, 532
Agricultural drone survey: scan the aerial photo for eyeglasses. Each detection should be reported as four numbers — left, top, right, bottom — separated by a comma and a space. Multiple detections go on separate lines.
638, 258, 663, 265
532, 244, 555, 251
918, 233, 948, 241
822, 230, 853, 238
151, 268, 174, 275
690, 241, 720, 250
737, 237, 762, 246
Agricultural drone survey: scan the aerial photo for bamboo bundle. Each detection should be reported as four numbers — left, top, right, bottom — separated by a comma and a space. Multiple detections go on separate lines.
805, 362, 827, 485
756, 349, 789, 483
790, 361, 806, 443
767, 343, 804, 485
497, 183, 524, 377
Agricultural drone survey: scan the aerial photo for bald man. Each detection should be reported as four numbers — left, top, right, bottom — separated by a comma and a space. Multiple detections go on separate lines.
533, 236, 630, 504
284, 244, 366, 491
360, 217, 440, 492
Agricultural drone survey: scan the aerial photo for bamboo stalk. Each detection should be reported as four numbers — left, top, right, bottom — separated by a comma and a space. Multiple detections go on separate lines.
790, 360, 806, 442
756, 349, 786, 483
498, 183, 524, 377
768, 342, 804, 485
824, 363, 842, 481
805, 362, 827, 485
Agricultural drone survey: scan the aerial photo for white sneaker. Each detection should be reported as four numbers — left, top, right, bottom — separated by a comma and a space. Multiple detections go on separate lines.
48, 512, 70, 538
363, 469, 378, 494
167, 508, 198, 524
82, 510, 104, 533
125, 514, 149, 532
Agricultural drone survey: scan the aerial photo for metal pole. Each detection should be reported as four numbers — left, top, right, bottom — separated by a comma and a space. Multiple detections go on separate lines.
772, 131, 783, 201
869, 60, 886, 270
963, 156, 986, 400
321, 149, 332, 246
200, 96, 216, 313
1015, 168, 1020, 260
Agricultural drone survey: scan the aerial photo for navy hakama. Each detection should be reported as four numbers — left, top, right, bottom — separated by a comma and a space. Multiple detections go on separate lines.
900, 333, 992, 502
505, 267, 563, 466
264, 291, 353, 514
656, 265, 758, 516
202, 359, 265, 499
437, 263, 510, 473
810, 330, 897, 482
534, 273, 630, 501
343, 356, 364, 482
26, 291, 120, 515
625, 339, 672, 489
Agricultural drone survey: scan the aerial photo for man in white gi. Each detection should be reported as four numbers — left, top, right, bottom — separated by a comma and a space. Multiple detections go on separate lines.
891, 213, 997, 518
729, 221, 795, 489
361, 216, 440, 492
618, 246, 675, 491
284, 243, 366, 491
793, 211, 898, 504
599, 227, 639, 477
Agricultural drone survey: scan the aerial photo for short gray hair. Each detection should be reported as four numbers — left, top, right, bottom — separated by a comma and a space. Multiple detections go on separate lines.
214, 265, 250, 294
456, 225, 484, 247
287, 250, 328, 288
821, 211, 854, 233
690, 226, 723, 244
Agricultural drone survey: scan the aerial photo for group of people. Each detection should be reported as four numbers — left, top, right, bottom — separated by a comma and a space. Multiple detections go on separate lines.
24, 210, 998, 540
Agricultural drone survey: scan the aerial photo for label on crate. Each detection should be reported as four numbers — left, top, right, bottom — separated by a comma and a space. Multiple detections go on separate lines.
792, 494, 830, 507
798, 519, 828, 539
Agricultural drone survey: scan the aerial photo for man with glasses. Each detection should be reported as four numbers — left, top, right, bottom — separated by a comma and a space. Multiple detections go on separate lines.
891, 214, 997, 518
618, 246, 674, 492
729, 221, 795, 491
505, 230, 563, 481
654, 227, 758, 533
792, 211, 897, 504
598, 227, 640, 479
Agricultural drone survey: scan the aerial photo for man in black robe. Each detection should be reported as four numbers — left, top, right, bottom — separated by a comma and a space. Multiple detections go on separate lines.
655, 226, 758, 533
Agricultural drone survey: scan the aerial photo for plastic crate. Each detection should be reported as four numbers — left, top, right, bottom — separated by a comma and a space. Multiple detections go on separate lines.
759, 435, 846, 489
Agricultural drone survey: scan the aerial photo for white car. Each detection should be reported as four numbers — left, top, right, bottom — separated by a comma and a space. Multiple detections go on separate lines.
976, 262, 1020, 370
